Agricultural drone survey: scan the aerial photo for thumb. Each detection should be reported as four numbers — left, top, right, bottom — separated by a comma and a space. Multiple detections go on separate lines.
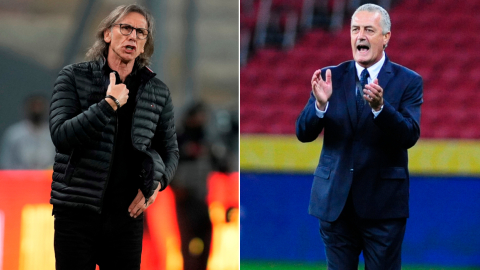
109, 72, 116, 86
373, 78, 379, 85
325, 69, 332, 84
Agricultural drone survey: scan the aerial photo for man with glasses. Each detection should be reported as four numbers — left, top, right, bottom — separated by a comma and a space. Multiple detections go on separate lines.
49, 4, 178, 269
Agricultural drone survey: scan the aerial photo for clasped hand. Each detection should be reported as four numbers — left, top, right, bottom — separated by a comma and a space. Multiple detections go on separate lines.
363, 78, 384, 111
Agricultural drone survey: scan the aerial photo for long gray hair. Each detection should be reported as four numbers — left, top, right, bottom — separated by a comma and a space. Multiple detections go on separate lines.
86, 4, 155, 68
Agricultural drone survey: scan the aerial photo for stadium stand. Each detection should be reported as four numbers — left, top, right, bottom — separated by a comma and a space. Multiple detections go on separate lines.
240, 0, 480, 138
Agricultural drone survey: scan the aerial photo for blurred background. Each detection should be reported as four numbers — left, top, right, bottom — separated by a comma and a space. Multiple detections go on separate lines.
240, 0, 480, 269
0, 0, 238, 269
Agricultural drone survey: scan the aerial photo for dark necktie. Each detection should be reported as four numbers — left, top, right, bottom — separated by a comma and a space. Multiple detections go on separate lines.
356, 68, 369, 118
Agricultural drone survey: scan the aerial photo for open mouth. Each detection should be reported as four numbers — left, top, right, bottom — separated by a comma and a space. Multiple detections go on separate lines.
357, 44, 370, 53
125, 45, 136, 52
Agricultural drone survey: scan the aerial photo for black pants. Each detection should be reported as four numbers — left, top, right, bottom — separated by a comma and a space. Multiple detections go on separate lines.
319, 195, 406, 270
54, 208, 144, 270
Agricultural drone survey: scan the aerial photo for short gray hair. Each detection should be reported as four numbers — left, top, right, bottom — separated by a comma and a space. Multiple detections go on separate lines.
86, 4, 155, 68
352, 4, 391, 35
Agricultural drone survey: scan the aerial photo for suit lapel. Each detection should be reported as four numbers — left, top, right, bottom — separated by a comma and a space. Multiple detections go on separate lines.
376, 56, 394, 98
357, 56, 394, 127
343, 62, 358, 130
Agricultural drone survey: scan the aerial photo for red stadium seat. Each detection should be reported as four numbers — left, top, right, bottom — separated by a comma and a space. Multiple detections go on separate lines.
240, 0, 478, 138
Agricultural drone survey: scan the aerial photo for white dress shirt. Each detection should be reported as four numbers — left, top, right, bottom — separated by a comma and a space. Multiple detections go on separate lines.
315, 52, 386, 118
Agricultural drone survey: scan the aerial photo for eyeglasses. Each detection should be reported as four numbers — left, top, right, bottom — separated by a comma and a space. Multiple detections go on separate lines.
113, 24, 149, 40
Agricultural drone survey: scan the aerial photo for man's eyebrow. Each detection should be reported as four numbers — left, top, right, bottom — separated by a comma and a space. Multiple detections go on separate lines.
351, 24, 375, 29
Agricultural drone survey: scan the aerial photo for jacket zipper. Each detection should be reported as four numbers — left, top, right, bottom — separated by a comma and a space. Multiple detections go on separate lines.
131, 84, 151, 205
100, 71, 123, 212
100, 111, 118, 213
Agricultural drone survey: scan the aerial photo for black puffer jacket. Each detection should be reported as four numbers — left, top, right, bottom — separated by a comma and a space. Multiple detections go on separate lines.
49, 58, 179, 214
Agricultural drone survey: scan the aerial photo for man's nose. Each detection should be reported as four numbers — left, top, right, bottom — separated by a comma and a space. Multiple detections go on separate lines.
128, 29, 137, 40
357, 29, 366, 39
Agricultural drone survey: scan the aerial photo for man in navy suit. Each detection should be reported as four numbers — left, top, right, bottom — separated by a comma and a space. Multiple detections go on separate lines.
296, 4, 423, 269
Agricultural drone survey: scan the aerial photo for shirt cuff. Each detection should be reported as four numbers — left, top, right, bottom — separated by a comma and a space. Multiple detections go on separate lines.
315, 102, 329, 118
372, 105, 384, 118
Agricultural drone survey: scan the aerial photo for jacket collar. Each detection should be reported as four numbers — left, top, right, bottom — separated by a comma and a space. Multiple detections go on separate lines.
354, 51, 386, 82
93, 57, 156, 86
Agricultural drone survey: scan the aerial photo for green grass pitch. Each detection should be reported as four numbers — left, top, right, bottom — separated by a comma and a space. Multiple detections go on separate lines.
240, 261, 480, 270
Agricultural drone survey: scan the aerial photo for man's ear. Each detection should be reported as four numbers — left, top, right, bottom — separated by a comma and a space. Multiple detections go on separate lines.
104, 29, 112, 43
383, 31, 391, 48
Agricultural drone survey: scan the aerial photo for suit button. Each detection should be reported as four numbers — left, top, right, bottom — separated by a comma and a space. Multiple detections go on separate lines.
349, 169, 354, 172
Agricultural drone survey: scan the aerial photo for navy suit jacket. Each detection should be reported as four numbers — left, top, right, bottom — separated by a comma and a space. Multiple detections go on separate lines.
296, 55, 423, 222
